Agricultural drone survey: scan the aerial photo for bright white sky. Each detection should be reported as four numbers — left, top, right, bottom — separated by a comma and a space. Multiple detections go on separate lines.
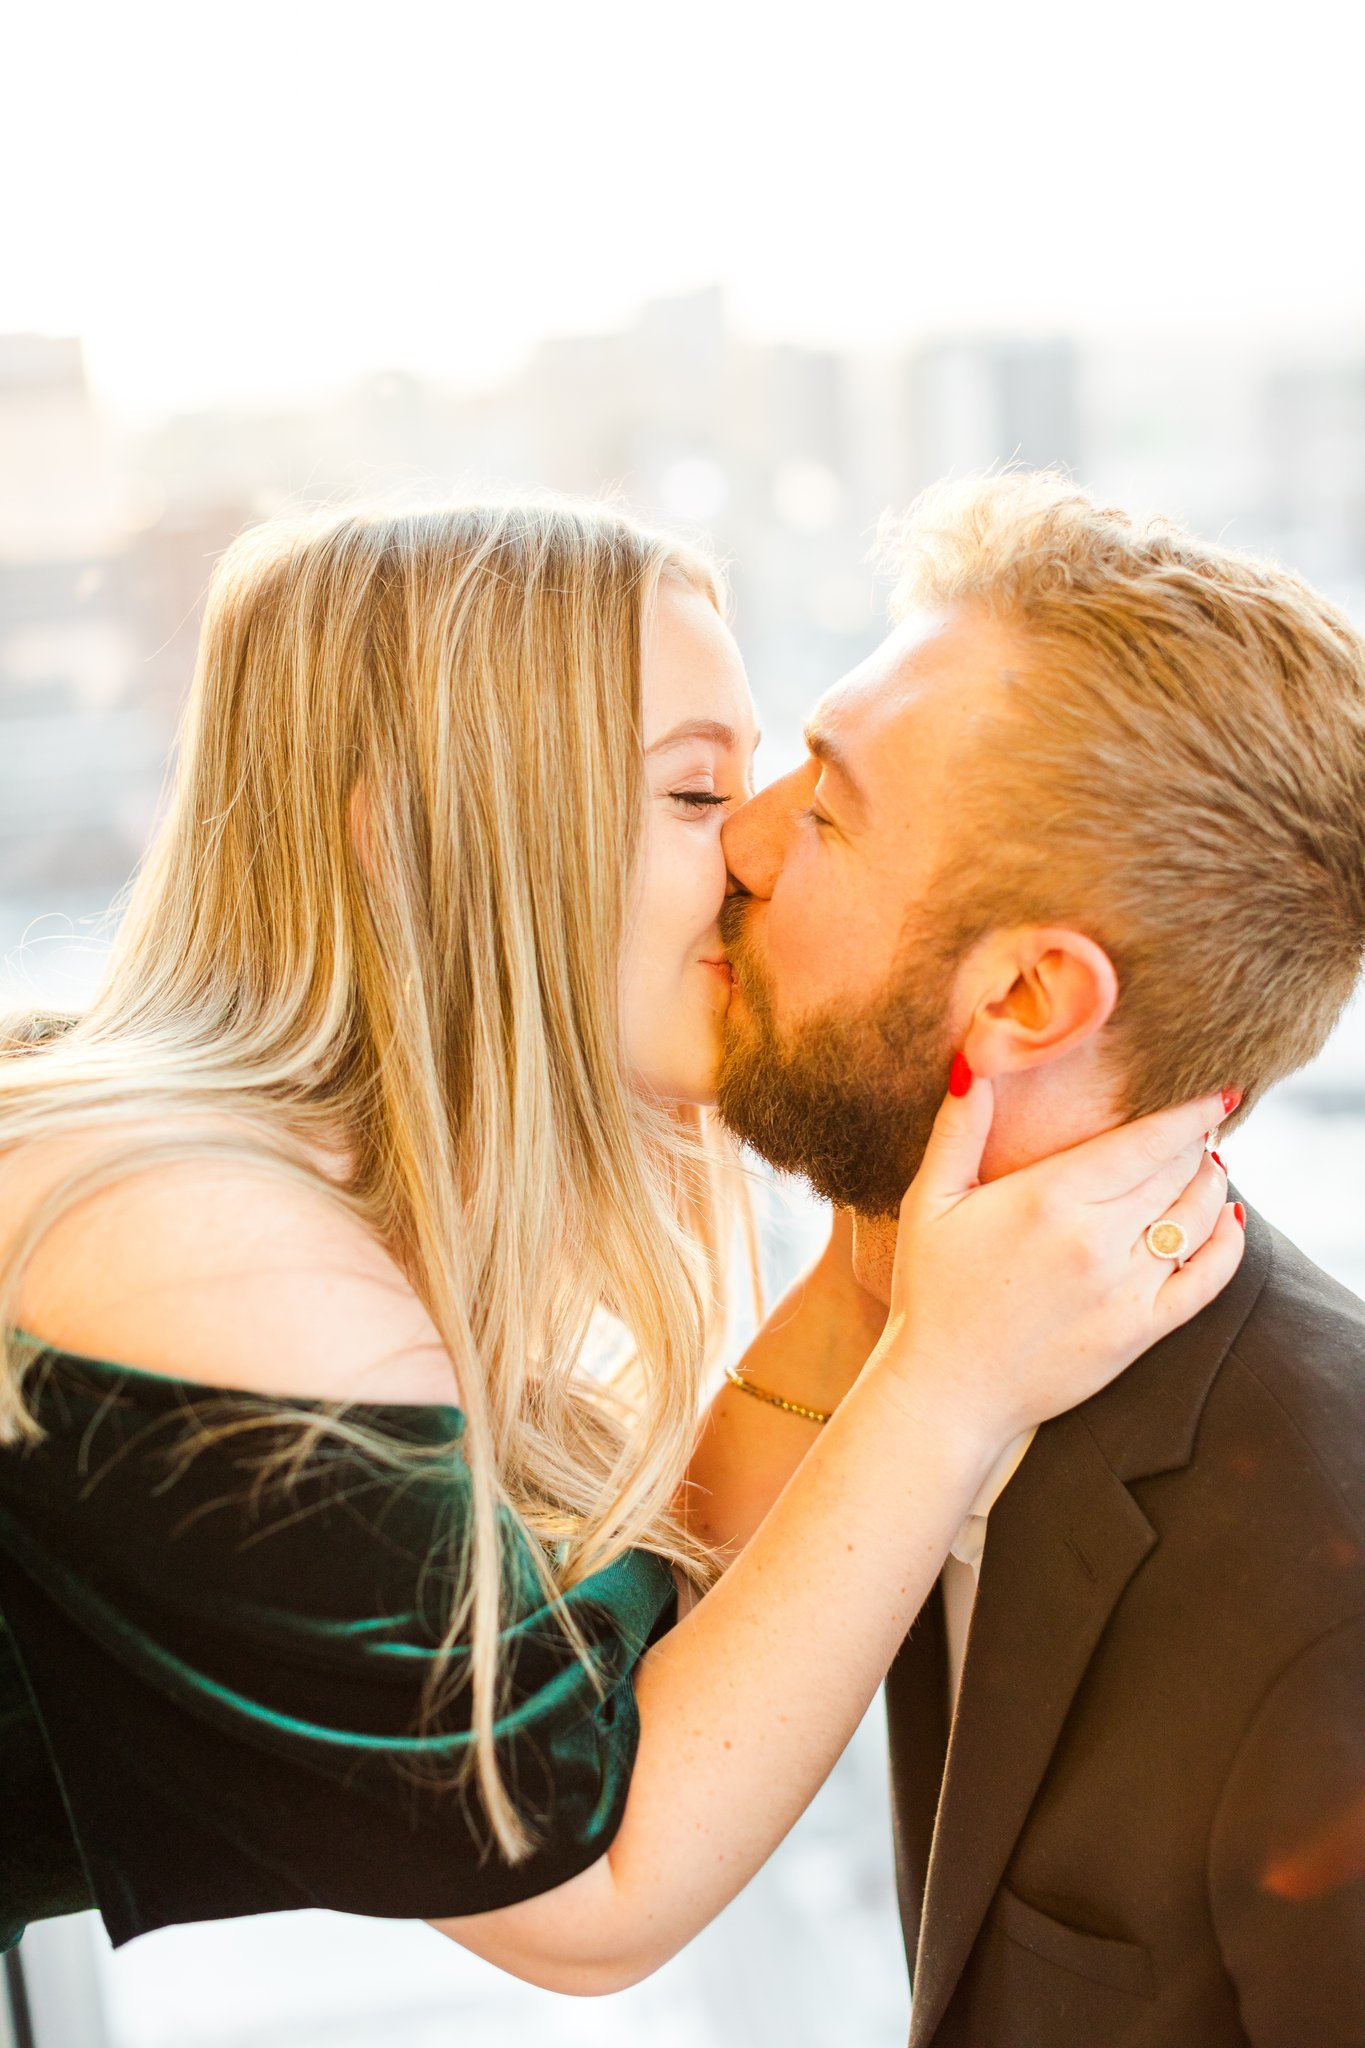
6, 0, 1364, 422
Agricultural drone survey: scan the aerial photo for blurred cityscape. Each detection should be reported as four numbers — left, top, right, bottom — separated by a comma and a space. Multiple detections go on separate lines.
6, 288, 1365, 937
6, 290, 1365, 2048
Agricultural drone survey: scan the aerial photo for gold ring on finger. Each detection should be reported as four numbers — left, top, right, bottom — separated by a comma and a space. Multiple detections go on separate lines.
1145, 1218, 1190, 1266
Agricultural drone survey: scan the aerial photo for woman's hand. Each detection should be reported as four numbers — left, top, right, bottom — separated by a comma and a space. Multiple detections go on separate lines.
869, 1070, 1243, 1452
434, 1071, 1244, 1994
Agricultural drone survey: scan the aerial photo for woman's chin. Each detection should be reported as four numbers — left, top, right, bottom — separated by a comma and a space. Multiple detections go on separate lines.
626, 1047, 722, 1112
656, 1075, 721, 1112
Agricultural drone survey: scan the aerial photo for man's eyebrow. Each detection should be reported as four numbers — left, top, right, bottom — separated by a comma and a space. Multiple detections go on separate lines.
803, 721, 868, 813
645, 719, 758, 755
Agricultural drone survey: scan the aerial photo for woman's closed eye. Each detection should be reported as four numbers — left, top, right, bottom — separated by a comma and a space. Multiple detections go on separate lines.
668, 789, 733, 815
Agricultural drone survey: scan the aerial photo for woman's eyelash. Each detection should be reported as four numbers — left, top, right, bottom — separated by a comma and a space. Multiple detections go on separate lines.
669, 790, 731, 810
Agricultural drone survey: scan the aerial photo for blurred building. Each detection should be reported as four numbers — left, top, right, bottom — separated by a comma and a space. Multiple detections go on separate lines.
1264, 358, 1365, 614
519, 289, 898, 747
906, 335, 1081, 491
5, 295, 1365, 913
0, 334, 119, 563
0, 339, 158, 907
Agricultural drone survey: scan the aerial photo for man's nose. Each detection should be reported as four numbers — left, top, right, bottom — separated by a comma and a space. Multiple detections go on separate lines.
721, 773, 799, 900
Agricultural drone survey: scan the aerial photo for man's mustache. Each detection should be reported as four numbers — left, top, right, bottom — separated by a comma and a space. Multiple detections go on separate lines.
718, 890, 777, 1026
718, 889, 754, 959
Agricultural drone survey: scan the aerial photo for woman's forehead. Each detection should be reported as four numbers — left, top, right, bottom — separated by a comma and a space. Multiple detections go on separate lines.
642, 586, 756, 746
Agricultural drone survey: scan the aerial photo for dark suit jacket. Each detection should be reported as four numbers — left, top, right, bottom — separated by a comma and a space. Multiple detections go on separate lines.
886, 1205, 1365, 2047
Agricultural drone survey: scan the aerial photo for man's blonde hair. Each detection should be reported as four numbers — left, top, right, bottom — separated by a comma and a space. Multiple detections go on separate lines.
883, 472, 1365, 1120
0, 498, 737, 1858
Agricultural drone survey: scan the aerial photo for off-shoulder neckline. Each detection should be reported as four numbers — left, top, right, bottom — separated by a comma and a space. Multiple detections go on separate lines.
6, 1326, 466, 1420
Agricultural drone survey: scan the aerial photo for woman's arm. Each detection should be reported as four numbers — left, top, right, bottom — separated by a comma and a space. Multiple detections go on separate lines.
681, 1207, 886, 1561
438, 1330, 990, 1993
432, 1078, 1241, 1992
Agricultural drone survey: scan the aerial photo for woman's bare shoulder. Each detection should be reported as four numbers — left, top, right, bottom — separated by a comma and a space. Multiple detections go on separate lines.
0, 1127, 461, 1407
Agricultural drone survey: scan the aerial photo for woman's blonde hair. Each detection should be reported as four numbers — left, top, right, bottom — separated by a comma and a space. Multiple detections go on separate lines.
0, 497, 738, 1856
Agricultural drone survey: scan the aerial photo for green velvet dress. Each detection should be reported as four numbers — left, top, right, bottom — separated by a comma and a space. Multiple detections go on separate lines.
0, 1339, 676, 1953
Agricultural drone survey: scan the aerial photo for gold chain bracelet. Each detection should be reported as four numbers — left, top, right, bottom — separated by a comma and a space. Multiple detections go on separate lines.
724, 1364, 832, 1425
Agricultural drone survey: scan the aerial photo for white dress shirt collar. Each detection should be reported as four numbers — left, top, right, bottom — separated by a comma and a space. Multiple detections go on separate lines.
942, 1427, 1037, 1710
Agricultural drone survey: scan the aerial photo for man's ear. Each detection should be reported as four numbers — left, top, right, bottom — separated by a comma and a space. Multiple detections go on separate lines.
958, 926, 1118, 1078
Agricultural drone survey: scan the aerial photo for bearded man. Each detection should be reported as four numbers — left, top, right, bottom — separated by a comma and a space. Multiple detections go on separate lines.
694, 474, 1365, 2048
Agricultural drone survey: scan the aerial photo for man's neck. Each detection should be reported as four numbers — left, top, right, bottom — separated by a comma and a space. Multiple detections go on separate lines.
851, 1061, 1124, 1303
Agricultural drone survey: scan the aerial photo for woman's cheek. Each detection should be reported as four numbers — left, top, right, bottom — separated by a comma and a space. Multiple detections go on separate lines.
659, 821, 724, 944
691, 818, 731, 924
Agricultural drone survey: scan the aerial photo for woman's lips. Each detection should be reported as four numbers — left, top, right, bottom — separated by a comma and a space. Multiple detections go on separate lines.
698, 957, 734, 984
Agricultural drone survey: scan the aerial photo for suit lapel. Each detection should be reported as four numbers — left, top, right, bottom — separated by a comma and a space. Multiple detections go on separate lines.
904, 1204, 1272, 2046
907, 1415, 1156, 2045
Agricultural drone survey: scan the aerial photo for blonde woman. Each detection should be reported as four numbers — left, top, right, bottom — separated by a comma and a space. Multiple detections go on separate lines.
0, 502, 1240, 1986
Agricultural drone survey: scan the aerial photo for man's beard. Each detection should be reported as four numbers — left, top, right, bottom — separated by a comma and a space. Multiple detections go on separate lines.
715, 894, 958, 1217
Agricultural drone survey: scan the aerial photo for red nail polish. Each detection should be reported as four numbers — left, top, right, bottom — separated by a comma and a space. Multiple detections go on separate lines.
1211, 1150, 1227, 1172
1222, 1088, 1243, 1115
948, 1051, 973, 1098
1233, 1201, 1246, 1229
